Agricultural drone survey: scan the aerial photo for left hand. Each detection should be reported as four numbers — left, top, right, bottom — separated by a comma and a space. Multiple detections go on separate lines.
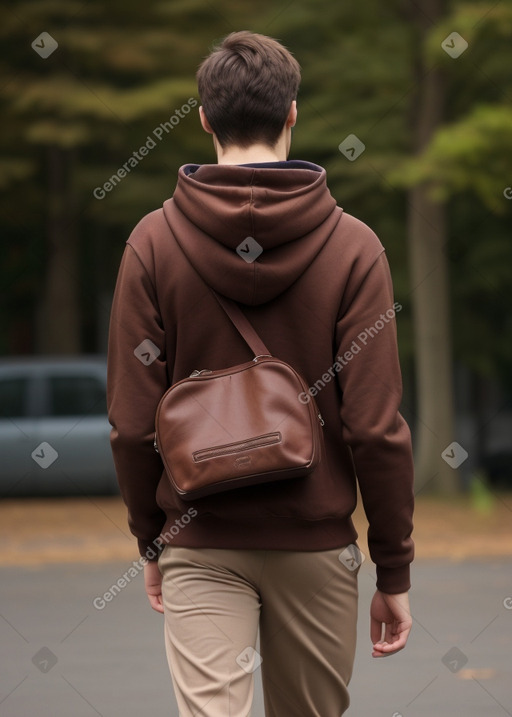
144, 560, 164, 613
370, 589, 412, 657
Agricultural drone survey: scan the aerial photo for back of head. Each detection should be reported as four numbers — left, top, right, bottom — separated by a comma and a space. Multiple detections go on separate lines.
196, 30, 301, 149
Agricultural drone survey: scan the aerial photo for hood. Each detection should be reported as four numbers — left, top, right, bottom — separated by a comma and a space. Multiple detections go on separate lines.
163, 161, 342, 305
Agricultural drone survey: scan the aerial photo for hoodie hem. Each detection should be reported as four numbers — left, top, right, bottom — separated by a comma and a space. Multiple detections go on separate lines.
157, 514, 358, 552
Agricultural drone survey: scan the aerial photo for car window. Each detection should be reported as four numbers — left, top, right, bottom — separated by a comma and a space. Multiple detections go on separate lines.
0, 376, 30, 418
48, 374, 106, 417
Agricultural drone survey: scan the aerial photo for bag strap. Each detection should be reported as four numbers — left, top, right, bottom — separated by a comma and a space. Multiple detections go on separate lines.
212, 291, 271, 358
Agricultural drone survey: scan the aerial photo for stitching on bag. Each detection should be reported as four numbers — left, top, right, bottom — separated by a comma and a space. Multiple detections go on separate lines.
192, 432, 282, 462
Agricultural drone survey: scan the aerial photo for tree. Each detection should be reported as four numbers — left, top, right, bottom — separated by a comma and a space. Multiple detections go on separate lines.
392, 1, 512, 488
0, 0, 204, 353
404, 0, 458, 493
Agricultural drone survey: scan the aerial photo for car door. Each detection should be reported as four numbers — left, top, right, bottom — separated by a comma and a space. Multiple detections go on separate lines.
0, 368, 42, 496
32, 363, 118, 496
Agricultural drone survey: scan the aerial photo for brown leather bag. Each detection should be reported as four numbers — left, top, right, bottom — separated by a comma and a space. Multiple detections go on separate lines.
154, 293, 324, 500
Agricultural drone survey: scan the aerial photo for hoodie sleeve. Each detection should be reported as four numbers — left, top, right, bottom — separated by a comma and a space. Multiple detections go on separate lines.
334, 251, 414, 594
107, 242, 168, 560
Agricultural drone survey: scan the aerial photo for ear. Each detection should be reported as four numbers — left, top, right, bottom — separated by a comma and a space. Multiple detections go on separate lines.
286, 100, 297, 129
199, 106, 214, 135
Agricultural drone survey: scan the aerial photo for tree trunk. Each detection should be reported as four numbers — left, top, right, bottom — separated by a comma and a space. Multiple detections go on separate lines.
36, 145, 81, 354
408, 0, 459, 493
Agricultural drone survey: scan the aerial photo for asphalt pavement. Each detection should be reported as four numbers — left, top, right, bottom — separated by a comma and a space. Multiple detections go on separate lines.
0, 557, 510, 716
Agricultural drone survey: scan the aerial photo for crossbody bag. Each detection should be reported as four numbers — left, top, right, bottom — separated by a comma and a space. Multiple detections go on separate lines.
154, 292, 324, 500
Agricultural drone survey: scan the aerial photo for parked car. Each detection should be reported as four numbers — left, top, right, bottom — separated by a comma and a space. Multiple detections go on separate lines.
0, 356, 119, 496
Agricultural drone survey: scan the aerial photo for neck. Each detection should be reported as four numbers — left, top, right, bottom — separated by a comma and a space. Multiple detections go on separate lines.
216, 145, 283, 165
215, 133, 290, 165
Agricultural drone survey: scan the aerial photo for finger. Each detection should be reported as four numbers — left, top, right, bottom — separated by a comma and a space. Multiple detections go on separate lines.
372, 641, 403, 657
383, 620, 400, 645
372, 628, 410, 656
370, 617, 384, 645
147, 593, 165, 614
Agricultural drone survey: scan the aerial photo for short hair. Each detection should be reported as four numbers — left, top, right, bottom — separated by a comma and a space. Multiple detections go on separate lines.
196, 30, 301, 149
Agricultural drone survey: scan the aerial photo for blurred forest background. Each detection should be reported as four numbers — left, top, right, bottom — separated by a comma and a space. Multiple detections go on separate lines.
1, 0, 511, 493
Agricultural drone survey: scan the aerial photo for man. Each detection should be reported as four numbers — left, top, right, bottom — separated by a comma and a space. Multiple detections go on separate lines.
107, 30, 414, 717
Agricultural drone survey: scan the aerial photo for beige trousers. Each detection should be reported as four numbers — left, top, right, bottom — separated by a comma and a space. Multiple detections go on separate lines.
158, 546, 359, 717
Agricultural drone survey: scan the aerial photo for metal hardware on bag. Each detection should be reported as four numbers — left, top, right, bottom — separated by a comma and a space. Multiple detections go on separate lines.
190, 369, 213, 377
318, 413, 325, 427
253, 354, 272, 362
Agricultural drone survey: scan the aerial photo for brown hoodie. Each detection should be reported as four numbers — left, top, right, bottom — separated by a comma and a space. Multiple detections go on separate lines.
107, 161, 414, 594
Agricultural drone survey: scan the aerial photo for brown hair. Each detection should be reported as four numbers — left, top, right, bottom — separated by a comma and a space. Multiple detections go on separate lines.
196, 31, 301, 149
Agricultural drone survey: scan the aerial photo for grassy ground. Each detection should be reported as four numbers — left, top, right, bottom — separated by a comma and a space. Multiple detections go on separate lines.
0, 493, 511, 566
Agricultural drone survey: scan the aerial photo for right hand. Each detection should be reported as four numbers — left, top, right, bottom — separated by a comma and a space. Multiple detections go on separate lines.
370, 590, 412, 657
144, 560, 165, 614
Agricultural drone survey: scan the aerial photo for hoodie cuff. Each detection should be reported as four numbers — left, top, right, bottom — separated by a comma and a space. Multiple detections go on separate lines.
375, 564, 411, 594
138, 538, 162, 562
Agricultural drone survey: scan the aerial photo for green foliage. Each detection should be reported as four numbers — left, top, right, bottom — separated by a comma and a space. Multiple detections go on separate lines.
386, 1, 512, 382
469, 472, 495, 514
390, 105, 512, 211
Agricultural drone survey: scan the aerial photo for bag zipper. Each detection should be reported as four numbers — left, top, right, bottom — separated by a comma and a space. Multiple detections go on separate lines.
193, 432, 282, 462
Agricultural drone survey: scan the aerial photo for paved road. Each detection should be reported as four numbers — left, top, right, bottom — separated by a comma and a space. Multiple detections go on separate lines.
1, 558, 510, 716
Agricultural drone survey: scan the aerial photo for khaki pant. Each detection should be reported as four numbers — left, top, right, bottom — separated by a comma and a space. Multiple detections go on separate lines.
158, 546, 359, 716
